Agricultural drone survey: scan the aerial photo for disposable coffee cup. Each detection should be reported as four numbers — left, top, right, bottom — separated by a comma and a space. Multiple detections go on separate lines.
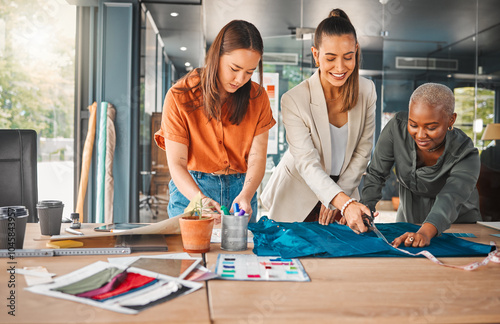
221, 214, 250, 251
37, 200, 64, 236
0, 206, 29, 249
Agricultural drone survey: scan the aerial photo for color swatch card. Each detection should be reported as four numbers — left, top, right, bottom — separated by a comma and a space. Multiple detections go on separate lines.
215, 254, 310, 282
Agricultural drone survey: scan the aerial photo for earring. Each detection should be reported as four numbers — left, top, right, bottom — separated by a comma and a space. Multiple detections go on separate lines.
315, 61, 319, 67
448, 125, 453, 131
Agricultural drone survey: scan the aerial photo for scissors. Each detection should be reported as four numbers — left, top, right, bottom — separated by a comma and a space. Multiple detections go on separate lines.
362, 210, 375, 230
362, 210, 389, 242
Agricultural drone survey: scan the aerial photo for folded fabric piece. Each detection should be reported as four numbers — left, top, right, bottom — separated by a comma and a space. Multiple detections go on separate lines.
121, 285, 191, 311
92, 272, 157, 300
52, 267, 123, 295
95, 279, 159, 302
96, 101, 108, 223
76, 270, 128, 298
119, 281, 181, 306
249, 217, 492, 259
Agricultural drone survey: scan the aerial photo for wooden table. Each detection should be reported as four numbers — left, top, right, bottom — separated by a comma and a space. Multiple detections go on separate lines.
0, 223, 210, 324
1, 223, 499, 323
205, 224, 500, 324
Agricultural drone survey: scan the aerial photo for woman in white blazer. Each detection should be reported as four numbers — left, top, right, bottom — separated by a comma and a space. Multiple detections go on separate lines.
261, 9, 377, 233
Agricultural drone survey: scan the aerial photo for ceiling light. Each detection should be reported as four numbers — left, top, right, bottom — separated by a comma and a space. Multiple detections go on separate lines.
170, 12, 179, 17
185, 62, 191, 67
180, 47, 187, 51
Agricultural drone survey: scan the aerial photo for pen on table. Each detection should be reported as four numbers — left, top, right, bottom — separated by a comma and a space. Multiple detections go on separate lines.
65, 227, 84, 235
233, 203, 240, 216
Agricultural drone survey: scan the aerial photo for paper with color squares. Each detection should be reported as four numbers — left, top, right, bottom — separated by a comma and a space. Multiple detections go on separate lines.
214, 254, 310, 282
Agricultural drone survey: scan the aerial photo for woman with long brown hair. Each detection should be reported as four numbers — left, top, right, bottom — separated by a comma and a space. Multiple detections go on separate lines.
262, 9, 376, 233
155, 20, 275, 222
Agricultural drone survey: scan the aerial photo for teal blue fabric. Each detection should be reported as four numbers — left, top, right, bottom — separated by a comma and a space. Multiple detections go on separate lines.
249, 217, 492, 259
96, 101, 108, 223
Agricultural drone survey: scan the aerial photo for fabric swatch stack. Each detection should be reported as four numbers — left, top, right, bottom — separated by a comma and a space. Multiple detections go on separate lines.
26, 261, 202, 314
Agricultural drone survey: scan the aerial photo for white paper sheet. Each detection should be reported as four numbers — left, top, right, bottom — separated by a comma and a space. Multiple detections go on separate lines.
477, 221, 500, 231
35, 213, 188, 241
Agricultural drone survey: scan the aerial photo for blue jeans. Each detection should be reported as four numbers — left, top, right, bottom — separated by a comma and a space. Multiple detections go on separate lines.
168, 171, 258, 223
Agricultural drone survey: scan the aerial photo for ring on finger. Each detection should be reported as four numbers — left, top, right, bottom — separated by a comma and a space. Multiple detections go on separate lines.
409, 236, 415, 242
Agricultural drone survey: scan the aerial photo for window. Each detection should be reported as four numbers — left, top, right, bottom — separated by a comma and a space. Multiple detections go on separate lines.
454, 87, 495, 148
0, 1, 76, 213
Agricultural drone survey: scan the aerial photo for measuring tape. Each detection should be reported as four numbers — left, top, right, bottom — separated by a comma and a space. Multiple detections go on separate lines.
370, 223, 500, 271
0, 248, 132, 258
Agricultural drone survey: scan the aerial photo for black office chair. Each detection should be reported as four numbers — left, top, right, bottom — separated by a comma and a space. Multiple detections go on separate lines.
139, 170, 170, 220
139, 170, 158, 219
0, 129, 38, 223
477, 144, 500, 221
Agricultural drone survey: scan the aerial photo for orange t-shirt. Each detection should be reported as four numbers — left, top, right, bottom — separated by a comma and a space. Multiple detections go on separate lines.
154, 71, 276, 174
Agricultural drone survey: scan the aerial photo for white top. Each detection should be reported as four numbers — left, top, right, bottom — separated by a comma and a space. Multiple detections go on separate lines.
329, 123, 348, 176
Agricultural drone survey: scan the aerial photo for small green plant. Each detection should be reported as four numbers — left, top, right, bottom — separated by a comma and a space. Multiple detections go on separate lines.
184, 192, 218, 219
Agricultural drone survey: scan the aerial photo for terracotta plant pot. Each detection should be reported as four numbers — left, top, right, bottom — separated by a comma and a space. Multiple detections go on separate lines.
392, 196, 400, 211
178, 215, 215, 253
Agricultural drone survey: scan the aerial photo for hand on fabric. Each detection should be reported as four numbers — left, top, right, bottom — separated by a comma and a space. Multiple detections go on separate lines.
318, 205, 341, 225
392, 232, 430, 248
318, 204, 341, 225
343, 201, 372, 234
201, 196, 222, 224
391, 223, 437, 248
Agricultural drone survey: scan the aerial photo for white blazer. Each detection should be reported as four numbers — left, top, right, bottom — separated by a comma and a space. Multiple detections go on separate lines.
261, 70, 377, 222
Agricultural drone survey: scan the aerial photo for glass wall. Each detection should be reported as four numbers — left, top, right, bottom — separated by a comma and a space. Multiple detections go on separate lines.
0, 0, 76, 214
382, 1, 498, 149
252, 34, 315, 209
258, 1, 498, 164
376, 0, 499, 202
261, 34, 316, 164
61, 0, 495, 223
139, 6, 173, 222
253, 0, 499, 211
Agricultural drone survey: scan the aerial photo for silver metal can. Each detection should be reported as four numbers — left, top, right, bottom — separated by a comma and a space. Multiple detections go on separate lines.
221, 214, 249, 251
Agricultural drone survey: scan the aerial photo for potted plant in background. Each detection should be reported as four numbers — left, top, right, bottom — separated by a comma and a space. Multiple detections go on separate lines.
178, 192, 217, 253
